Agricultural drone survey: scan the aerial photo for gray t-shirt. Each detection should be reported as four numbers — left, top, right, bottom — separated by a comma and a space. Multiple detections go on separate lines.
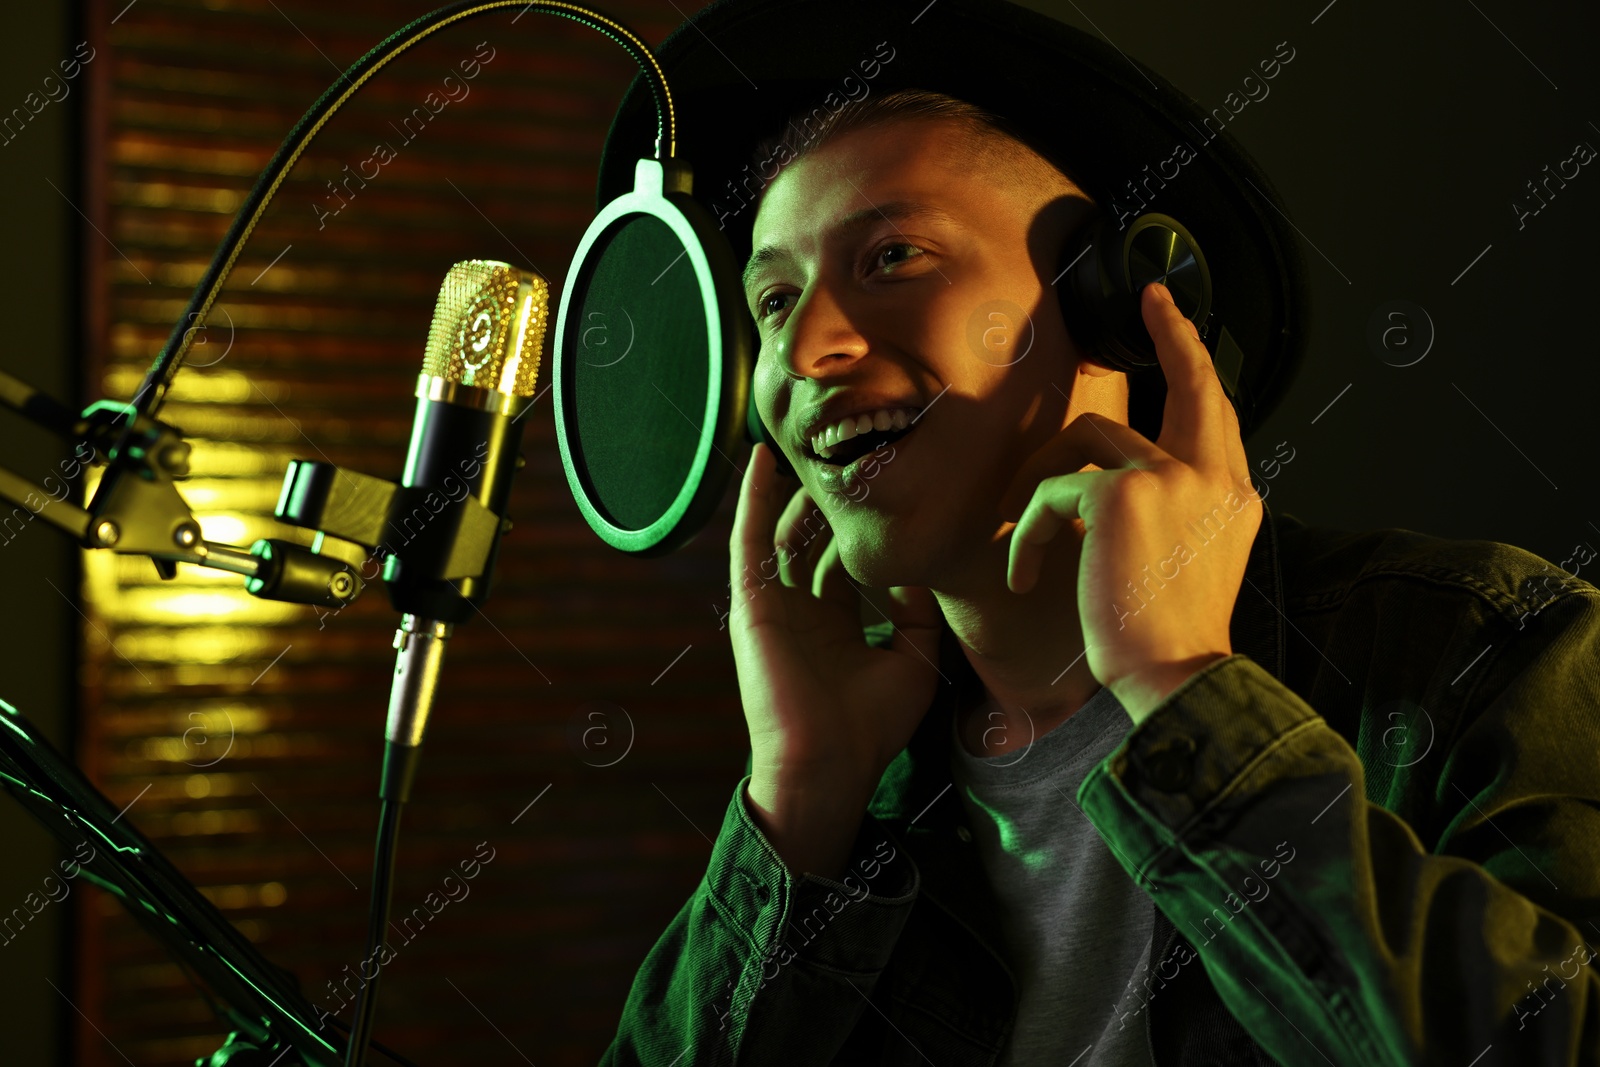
950, 683, 1159, 1067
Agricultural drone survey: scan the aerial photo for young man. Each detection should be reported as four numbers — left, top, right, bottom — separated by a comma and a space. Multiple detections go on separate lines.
595, 2, 1600, 1064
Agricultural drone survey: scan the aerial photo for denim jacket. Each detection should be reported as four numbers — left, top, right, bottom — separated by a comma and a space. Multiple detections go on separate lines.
600, 502, 1600, 1066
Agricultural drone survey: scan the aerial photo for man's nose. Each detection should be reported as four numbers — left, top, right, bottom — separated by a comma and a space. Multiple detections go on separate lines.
769, 279, 870, 380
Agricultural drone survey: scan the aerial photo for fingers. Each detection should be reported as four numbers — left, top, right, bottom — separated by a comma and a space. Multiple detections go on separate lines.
775, 482, 829, 588
732, 443, 792, 600
1142, 282, 1230, 473
733, 443, 840, 606
999, 414, 1159, 522
1143, 283, 1257, 502
1007, 469, 1115, 594
1142, 282, 1210, 393
1008, 473, 1080, 594
811, 534, 856, 608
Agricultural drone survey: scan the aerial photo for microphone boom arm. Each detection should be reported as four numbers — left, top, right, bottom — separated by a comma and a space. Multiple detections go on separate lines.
0, 367, 366, 604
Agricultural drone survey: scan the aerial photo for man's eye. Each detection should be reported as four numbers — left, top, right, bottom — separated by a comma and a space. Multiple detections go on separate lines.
755, 291, 794, 321
751, 243, 927, 325
872, 242, 926, 273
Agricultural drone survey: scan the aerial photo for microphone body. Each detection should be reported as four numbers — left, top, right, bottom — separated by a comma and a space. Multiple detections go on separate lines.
381, 262, 548, 623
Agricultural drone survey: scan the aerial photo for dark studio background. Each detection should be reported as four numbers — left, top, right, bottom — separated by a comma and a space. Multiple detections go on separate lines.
0, 0, 1594, 1064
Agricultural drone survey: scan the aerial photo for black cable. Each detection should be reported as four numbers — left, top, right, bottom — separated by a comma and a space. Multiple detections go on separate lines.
115, 0, 674, 452
344, 796, 405, 1067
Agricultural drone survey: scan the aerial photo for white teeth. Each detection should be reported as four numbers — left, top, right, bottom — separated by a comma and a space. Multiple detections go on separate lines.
811, 406, 920, 460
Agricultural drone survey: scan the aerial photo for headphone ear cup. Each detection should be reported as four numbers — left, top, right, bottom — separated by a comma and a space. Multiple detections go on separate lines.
1059, 213, 1134, 374
1059, 211, 1212, 374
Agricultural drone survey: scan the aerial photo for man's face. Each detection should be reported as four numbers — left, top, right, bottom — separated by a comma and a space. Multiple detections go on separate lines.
746, 116, 1102, 589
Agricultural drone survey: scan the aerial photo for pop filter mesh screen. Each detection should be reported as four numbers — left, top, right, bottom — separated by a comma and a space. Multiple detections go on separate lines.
568, 213, 708, 533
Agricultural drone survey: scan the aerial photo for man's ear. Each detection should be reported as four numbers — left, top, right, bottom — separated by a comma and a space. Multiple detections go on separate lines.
1078, 357, 1118, 378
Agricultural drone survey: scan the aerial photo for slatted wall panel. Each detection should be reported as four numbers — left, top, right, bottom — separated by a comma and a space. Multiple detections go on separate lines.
76, 1, 733, 1064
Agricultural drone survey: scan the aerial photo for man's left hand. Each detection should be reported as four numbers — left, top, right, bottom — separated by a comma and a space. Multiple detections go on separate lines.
997, 282, 1262, 725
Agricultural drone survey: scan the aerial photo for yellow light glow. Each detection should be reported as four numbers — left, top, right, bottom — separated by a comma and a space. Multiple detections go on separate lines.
119, 627, 295, 665
197, 513, 250, 545
111, 589, 301, 626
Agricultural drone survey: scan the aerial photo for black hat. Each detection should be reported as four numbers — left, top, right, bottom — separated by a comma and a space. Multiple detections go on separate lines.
595, 0, 1311, 441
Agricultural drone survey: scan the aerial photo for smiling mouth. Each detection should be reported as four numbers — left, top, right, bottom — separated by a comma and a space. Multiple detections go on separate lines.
809, 423, 917, 466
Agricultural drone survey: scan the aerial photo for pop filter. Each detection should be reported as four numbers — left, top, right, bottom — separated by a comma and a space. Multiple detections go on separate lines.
551, 157, 763, 557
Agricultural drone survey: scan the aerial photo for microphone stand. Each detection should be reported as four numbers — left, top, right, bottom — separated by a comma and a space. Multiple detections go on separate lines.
342, 615, 450, 1061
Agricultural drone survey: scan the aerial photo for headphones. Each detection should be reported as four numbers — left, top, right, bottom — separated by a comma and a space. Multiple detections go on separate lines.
745, 209, 1214, 479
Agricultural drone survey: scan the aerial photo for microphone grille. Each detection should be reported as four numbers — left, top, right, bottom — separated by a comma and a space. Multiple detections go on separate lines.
422, 260, 548, 397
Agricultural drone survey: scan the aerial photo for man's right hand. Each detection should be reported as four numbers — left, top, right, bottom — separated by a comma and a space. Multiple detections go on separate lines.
728, 442, 944, 878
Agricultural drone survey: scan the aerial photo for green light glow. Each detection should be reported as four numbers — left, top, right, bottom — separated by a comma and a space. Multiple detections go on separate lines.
962, 785, 1055, 874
